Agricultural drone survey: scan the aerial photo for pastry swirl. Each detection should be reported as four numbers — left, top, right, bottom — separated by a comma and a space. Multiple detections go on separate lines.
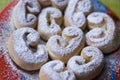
13, 0, 40, 29
47, 27, 85, 63
39, 60, 76, 80
64, 0, 93, 30
7, 28, 48, 71
86, 12, 120, 53
38, 7, 62, 41
67, 46, 104, 80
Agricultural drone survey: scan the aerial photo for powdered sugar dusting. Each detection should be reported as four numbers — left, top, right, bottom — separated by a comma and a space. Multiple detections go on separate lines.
13, 0, 40, 28
77, 0, 92, 14
38, 7, 62, 40
71, 12, 86, 28
1, 0, 120, 79
67, 46, 104, 80
86, 12, 120, 53
87, 13, 104, 24
0, 23, 13, 48
40, 60, 76, 80
47, 27, 84, 56
64, 0, 90, 29
13, 28, 48, 64
61, 70, 76, 80
0, 48, 40, 80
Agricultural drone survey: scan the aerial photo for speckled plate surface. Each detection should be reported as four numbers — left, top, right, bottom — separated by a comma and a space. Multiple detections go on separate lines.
0, 0, 120, 80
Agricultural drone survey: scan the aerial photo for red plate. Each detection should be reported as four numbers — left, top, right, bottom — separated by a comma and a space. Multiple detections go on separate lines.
0, 0, 120, 80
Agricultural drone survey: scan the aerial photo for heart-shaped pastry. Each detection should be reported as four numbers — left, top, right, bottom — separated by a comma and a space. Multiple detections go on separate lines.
86, 12, 120, 53
47, 27, 85, 63
39, 60, 76, 80
67, 46, 104, 80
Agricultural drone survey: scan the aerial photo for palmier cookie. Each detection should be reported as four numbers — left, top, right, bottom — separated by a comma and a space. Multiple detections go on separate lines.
7, 28, 48, 71
46, 27, 85, 63
67, 46, 104, 80
86, 12, 120, 53
13, 0, 40, 29
64, 0, 93, 30
38, 7, 62, 41
39, 60, 76, 80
